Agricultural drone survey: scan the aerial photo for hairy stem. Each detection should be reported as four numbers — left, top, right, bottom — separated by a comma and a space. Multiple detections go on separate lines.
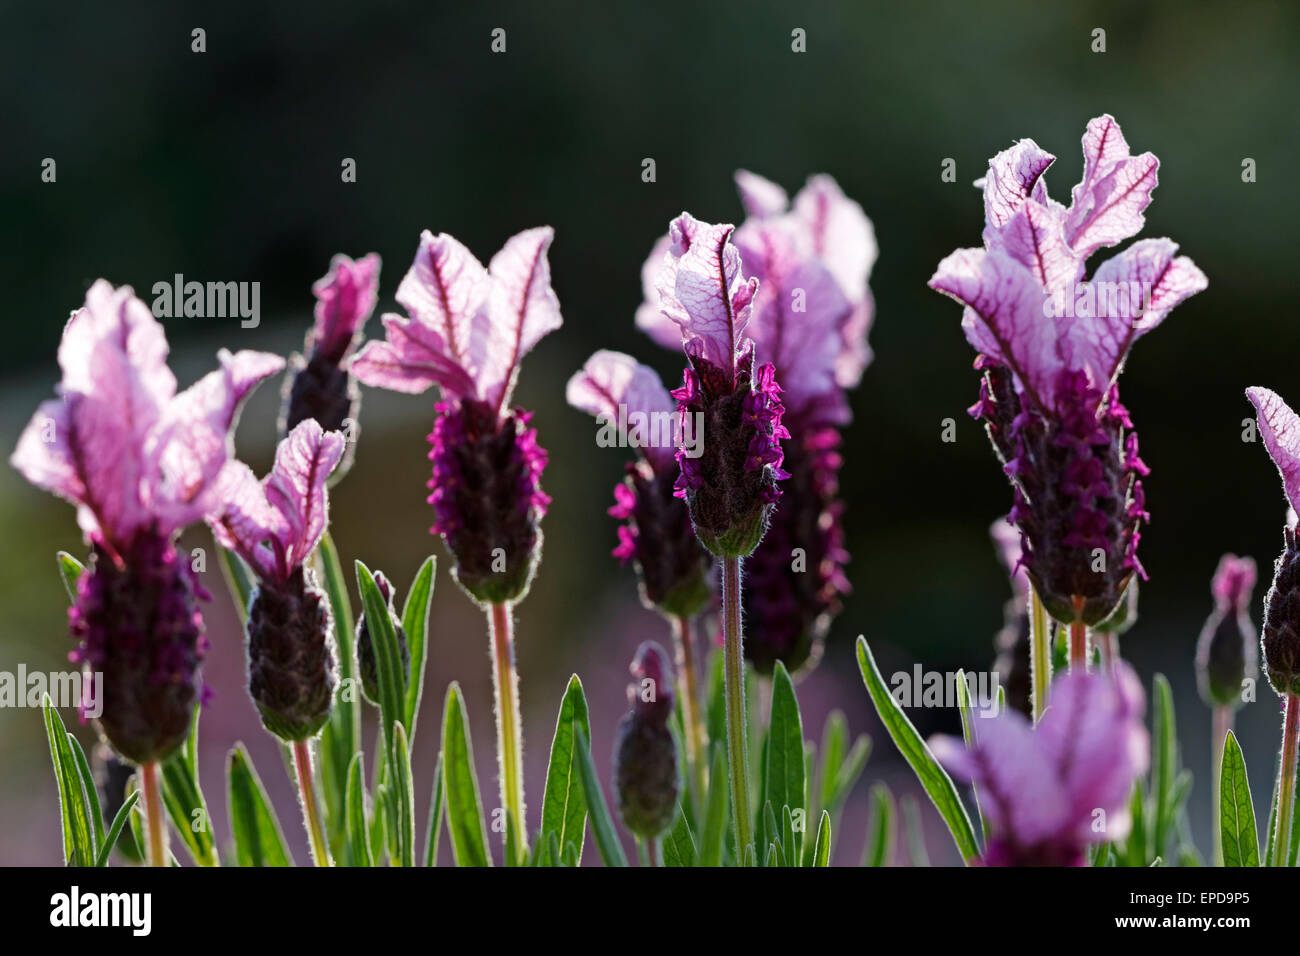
721, 556, 753, 860
1273, 693, 1299, 868
1028, 587, 1051, 723
1211, 704, 1232, 867
292, 739, 332, 866
673, 613, 708, 813
489, 601, 527, 860
1069, 618, 1089, 672
140, 761, 168, 868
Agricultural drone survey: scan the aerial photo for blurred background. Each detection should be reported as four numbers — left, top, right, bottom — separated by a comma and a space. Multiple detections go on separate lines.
0, 0, 1296, 865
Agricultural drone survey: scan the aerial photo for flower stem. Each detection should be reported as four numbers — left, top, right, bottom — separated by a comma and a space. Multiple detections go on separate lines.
1273, 693, 1300, 868
1028, 587, 1051, 724
721, 556, 753, 860
673, 613, 708, 813
292, 739, 332, 866
648, 837, 663, 867
1211, 704, 1232, 867
1098, 631, 1119, 675
489, 601, 527, 860
140, 761, 168, 868
1069, 618, 1088, 672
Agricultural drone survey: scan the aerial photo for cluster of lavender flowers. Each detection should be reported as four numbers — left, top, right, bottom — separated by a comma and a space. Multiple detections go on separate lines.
19, 113, 1300, 872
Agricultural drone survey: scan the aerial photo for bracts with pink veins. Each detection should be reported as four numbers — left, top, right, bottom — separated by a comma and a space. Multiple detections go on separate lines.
930, 114, 1207, 627
10, 280, 284, 762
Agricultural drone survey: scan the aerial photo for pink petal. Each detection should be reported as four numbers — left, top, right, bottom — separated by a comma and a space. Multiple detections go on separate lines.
988, 199, 1081, 299
667, 216, 757, 374
929, 248, 1063, 407
351, 312, 477, 397
311, 253, 380, 362
1065, 119, 1160, 258
482, 226, 564, 412
634, 233, 685, 350
791, 174, 878, 305
1248, 386, 1300, 514
566, 350, 676, 468
208, 461, 286, 581
263, 420, 346, 574
734, 169, 789, 218
979, 140, 1056, 229
10, 397, 90, 526
1067, 114, 1133, 225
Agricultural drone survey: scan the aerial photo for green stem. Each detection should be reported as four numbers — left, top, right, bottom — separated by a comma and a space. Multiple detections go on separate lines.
1069, 618, 1088, 672
1273, 693, 1299, 868
1211, 704, 1232, 867
140, 761, 168, 868
649, 837, 663, 867
489, 601, 527, 860
1028, 587, 1051, 724
721, 556, 753, 860
673, 614, 707, 815
292, 739, 332, 866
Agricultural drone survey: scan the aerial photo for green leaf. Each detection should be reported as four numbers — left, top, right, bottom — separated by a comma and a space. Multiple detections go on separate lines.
95, 791, 140, 867
764, 661, 806, 860
573, 727, 629, 867
423, 754, 444, 867
1151, 674, 1176, 858
346, 753, 374, 867
391, 723, 417, 866
901, 795, 930, 866
1220, 731, 1259, 867
400, 556, 436, 739
540, 675, 591, 862
161, 709, 218, 867
955, 668, 988, 846
863, 782, 896, 866
356, 560, 407, 750
698, 745, 730, 867
43, 697, 94, 866
316, 531, 359, 856
56, 551, 85, 603
440, 683, 491, 867
812, 810, 832, 867
65, 734, 104, 854
855, 637, 979, 863
217, 544, 255, 619
227, 745, 293, 867
662, 804, 697, 867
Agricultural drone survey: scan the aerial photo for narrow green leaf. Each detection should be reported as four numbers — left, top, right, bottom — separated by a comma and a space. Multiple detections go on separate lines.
346, 753, 374, 867
391, 723, 416, 866
855, 637, 979, 863
863, 782, 896, 866
662, 804, 697, 867
1151, 674, 1176, 858
227, 745, 293, 867
955, 669, 988, 846
400, 556, 436, 739
901, 795, 930, 866
812, 810, 832, 867
440, 683, 491, 867
423, 754, 444, 868
698, 745, 729, 867
816, 712, 848, 813
1220, 731, 1260, 867
540, 675, 591, 862
217, 544, 255, 619
764, 661, 806, 859
317, 531, 359, 856
161, 756, 218, 866
43, 698, 94, 866
56, 551, 85, 603
573, 727, 629, 867
95, 791, 140, 867
356, 561, 406, 749
66, 734, 104, 854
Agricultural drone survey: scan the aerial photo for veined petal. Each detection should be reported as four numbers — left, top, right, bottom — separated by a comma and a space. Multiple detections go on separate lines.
980, 139, 1056, 229
351, 312, 477, 396
208, 460, 286, 581
566, 350, 676, 467
634, 233, 684, 350
482, 226, 564, 412
734, 169, 789, 219
311, 252, 380, 363
1248, 386, 1300, 514
666, 215, 757, 375
988, 199, 1081, 299
1066, 118, 1160, 258
11, 397, 86, 520
1067, 114, 1132, 225
791, 174, 878, 302
262, 420, 346, 575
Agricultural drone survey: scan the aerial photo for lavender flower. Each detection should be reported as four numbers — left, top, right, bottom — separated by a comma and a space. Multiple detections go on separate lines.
1196, 555, 1257, 709
350, 228, 561, 604
208, 420, 345, 740
281, 253, 380, 478
932, 663, 1149, 866
613, 641, 680, 841
643, 212, 789, 558
931, 116, 1207, 627
566, 350, 712, 617
10, 280, 284, 762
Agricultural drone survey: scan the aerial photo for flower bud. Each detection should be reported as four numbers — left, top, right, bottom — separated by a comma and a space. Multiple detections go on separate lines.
247, 566, 336, 741
1196, 555, 1256, 708
673, 351, 788, 558
613, 641, 680, 839
428, 399, 550, 605
1261, 531, 1300, 696
280, 351, 359, 474
355, 571, 410, 706
69, 532, 208, 764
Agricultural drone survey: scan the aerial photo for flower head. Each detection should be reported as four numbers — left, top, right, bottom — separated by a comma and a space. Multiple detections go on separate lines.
613, 640, 680, 839
352, 228, 562, 603
281, 253, 380, 477
1196, 554, 1257, 709
208, 420, 345, 740
567, 350, 712, 616
931, 116, 1207, 626
932, 663, 1149, 866
11, 280, 282, 762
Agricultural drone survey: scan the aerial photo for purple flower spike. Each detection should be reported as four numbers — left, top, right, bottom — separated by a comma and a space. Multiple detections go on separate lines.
208, 420, 345, 741
281, 253, 380, 477
353, 228, 562, 604
931, 116, 1207, 626
10, 280, 283, 761
567, 351, 713, 617
932, 663, 1149, 866
1197, 554, 1257, 709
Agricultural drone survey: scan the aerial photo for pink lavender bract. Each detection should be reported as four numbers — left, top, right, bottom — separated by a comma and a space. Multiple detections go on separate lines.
931, 115, 1207, 626
351, 228, 561, 604
932, 663, 1149, 866
10, 280, 284, 761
